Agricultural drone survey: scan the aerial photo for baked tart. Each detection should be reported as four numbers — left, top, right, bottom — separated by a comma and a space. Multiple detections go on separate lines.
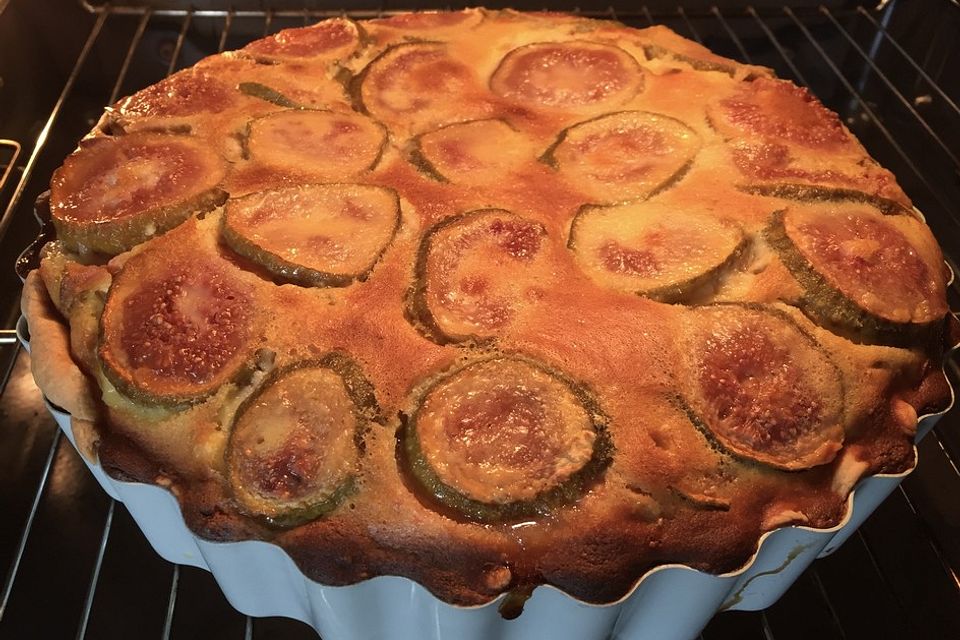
21, 8, 954, 616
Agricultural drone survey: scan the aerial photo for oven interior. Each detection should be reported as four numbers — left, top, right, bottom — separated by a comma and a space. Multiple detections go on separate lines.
0, 0, 958, 638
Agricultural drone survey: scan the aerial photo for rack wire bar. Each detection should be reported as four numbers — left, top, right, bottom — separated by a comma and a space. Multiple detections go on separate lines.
710, 6, 753, 62
820, 7, 960, 171
858, 482, 960, 635
262, 8, 274, 36
896, 484, 960, 589
0, 430, 63, 623
218, 8, 236, 52
108, 9, 153, 106
745, 6, 808, 84
807, 569, 847, 640
677, 5, 705, 42
641, 6, 655, 26
856, 6, 960, 118
160, 565, 180, 640
930, 422, 960, 478
166, 8, 194, 76
855, 528, 917, 628
75, 500, 115, 640
0, 343, 22, 394
0, 140, 23, 205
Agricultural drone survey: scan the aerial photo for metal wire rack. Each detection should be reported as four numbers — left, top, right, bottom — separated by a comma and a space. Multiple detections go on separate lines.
0, 0, 958, 638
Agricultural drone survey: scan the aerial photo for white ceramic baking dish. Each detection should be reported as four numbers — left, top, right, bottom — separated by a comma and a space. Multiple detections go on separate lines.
15, 312, 954, 640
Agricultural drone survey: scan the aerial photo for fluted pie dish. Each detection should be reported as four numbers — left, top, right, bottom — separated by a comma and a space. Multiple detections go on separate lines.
18, 7, 956, 639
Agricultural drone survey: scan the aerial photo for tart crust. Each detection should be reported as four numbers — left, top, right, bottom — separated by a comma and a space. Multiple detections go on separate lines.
22, 271, 100, 423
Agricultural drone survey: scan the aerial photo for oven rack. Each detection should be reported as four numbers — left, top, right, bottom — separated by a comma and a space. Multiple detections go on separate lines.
0, 1, 958, 638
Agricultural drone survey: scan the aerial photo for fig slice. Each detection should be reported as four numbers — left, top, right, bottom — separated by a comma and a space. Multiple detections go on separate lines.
568, 200, 745, 302
50, 132, 227, 255
354, 42, 489, 135
113, 67, 240, 122
245, 109, 387, 179
765, 202, 948, 345
369, 8, 484, 32
706, 77, 910, 206
682, 304, 845, 471
98, 220, 259, 405
108, 54, 348, 137
241, 17, 361, 64
409, 209, 552, 344
222, 183, 401, 287
490, 41, 644, 111
708, 77, 852, 150
409, 119, 539, 184
402, 356, 612, 522
228, 354, 377, 526
542, 111, 700, 204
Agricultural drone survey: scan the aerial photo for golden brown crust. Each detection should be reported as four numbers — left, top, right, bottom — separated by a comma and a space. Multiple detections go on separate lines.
20, 8, 955, 608
70, 417, 101, 464
21, 271, 100, 421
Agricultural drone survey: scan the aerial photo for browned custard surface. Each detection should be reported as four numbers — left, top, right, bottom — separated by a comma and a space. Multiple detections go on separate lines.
23, 8, 954, 606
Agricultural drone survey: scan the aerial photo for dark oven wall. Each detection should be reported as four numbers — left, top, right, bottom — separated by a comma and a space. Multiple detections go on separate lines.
0, 1, 958, 639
